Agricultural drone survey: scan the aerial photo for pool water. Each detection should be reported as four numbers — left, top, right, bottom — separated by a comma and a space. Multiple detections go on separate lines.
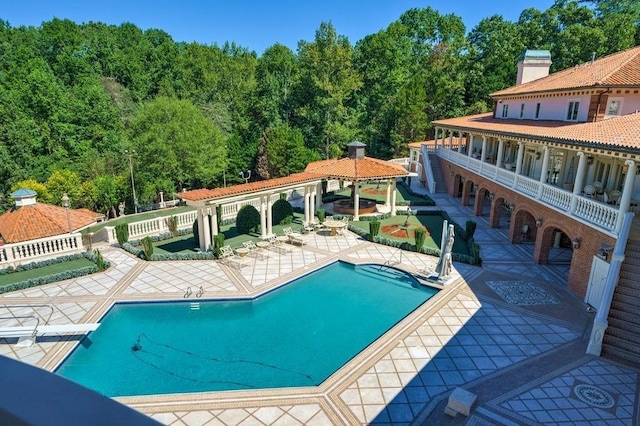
56, 262, 438, 397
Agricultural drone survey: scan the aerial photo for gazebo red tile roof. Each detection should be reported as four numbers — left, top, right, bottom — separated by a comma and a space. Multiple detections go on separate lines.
304, 156, 409, 180
433, 112, 640, 151
0, 203, 98, 244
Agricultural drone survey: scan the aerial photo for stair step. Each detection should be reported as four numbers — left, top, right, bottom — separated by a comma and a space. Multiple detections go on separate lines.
615, 285, 640, 299
601, 342, 640, 364
602, 335, 640, 360
608, 308, 640, 324
619, 269, 640, 281
605, 325, 640, 346
611, 299, 640, 313
608, 317, 640, 335
620, 263, 640, 275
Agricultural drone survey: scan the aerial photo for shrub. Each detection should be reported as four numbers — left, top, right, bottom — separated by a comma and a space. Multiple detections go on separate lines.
141, 236, 154, 261
165, 216, 179, 237
216, 205, 222, 230
213, 233, 225, 258
414, 228, 426, 252
236, 204, 261, 234
317, 208, 326, 223
465, 220, 477, 241
192, 219, 199, 246
115, 223, 129, 246
369, 220, 380, 240
93, 249, 106, 271
272, 199, 294, 225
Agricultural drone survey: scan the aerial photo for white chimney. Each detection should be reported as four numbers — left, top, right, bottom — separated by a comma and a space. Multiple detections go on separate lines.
516, 50, 552, 85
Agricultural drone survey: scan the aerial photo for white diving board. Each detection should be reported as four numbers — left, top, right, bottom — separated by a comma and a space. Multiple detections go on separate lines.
0, 323, 100, 347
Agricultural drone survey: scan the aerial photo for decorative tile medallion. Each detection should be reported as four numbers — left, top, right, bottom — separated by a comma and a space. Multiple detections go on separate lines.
485, 281, 559, 305
574, 384, 615, 408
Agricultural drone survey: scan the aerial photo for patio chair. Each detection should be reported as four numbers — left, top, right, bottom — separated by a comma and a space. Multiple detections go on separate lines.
242, 240, 268, 260
583, 185, 595, 198
609, 190, 621, 205
283, 227, 306, 246
218, 245, 248, 269
521, 225, 529, 240
268, 235, 292, 253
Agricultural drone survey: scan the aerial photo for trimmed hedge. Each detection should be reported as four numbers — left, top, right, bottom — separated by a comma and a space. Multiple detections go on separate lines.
236, 204, 260, 234
121, 242, 216, 261
272, 199, 294, 225
0, 251, 111, 294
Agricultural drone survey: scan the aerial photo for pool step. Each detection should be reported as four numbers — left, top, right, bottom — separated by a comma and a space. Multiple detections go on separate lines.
190, 303, 200, 311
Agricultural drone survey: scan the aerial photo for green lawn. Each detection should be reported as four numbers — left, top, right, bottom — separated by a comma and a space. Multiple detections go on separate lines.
0, 258, 95, 288
89, 206, 195, 232
334, 182, 432, 204
348, 214, 469, 255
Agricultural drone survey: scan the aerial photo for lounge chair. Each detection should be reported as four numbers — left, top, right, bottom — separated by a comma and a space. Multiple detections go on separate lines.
268, 235, 292, 253
219, 246, 248, 268
242, 240, 268, 260
283, 227, 306, 246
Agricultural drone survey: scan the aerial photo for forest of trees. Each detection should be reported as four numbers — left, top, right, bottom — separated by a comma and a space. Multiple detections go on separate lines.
0, 0, 638, 215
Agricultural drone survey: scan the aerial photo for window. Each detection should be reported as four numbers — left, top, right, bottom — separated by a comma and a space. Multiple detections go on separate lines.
520, 103, 525, 118
501, 104, 509, 118
535, 103, 541, 119
566, 101, 580, 121
411, 150, 418, 162
605, 98, 622, 118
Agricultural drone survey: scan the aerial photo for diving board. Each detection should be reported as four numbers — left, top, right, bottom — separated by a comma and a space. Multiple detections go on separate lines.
0, 323, 100, 347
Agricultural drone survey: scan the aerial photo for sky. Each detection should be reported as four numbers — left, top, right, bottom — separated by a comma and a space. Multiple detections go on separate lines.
2, 0, 556, 54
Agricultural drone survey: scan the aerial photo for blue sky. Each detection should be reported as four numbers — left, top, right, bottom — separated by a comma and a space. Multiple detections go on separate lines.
2, 0, 556, 54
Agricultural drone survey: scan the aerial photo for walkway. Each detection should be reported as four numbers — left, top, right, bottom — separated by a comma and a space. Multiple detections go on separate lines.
0, 185, 637, 425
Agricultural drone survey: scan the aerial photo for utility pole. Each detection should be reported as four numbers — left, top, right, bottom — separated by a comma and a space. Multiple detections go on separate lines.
124, 150, 138, 214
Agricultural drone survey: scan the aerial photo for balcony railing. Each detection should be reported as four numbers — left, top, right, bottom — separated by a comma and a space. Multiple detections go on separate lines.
439, 148, 620, 235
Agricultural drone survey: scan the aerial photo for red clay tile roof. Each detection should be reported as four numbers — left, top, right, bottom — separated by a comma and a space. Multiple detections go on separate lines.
0, 204, 98, 244
491, 45, 640, 97
304, 156, 409, 180
433, 112, 640, 151
177, 172, 324, 202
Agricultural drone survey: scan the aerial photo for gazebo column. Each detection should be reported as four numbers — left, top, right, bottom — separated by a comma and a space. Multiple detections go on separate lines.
570, 152, 587, 213
496, 138, 504, 168
616, 160, 636, 232
210, 203, 219, 236
391, 179, 397, 216
266, 193, 274, 237
353, 181, 360, 221
260, 195, 267, 239
385, 180, 392, 208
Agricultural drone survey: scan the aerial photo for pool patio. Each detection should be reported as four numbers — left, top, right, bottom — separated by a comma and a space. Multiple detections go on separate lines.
1, 190, 638, 425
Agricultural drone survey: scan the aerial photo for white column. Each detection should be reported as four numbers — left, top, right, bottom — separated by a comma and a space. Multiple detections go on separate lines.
201, 209, 211, 251
353, 181, 360, 221
616, 160, 636, 232
457, 133, 464, 153
391, 180, 397, 216
496, 138, 504, 168
467, 134, 474, 157
310, 185, 316, 223
448, 131, 454, 150
537, 146, 550, 198
266, 194, 273, 237
316, 182, 323, 213
434, 127, 440, 150
210, 203, 218, 236
260, 195, 267, 238
515, 142, 525, 175
570, 152, 588, 212
385, 180, 392, 208
480, 136, 487, 162
303, 186, 310, 225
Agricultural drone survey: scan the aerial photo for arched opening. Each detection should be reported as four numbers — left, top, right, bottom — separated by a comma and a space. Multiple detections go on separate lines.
542, 227, 574, 265
513, 210, 537, 244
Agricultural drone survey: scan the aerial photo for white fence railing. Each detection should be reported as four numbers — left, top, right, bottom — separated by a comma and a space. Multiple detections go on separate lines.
438, 147, 620, 235
0, 233, 83, 268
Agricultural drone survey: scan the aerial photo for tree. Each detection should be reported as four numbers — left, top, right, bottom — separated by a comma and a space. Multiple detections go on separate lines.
10, 179, 52, 203
128, 97, 226, 193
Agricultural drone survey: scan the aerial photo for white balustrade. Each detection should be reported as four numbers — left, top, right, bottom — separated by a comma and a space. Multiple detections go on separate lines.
515, 177, 540, 198
540, 186, 572, 210
0, 233, 83, 268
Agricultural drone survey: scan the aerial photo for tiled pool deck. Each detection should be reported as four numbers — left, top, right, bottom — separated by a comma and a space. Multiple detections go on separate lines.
1, 192, 638, 425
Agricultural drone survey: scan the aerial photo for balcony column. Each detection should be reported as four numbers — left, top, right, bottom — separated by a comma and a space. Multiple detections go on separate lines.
570, 152, 588, 212
616, 160, 636, 232
457, 133, 464, 153
353, 181, 360, 221
496, 138, 504, 168
480, 136, 487, 162
467, 134, 474, 157
537, 146, 550, 199
434, 127, 440, 150
448, 131, 454, 150
266, 193, 274, 237
515, 142, 525, 175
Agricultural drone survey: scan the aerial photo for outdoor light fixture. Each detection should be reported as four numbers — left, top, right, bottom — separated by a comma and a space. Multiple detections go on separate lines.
535, 217, 543, 228
488, 193, 494, 200
239, 170, 252, 184
61, 193, 72, 235
587, 155, 594, 165
572, 237, 581, 249
596, 243, 613, 260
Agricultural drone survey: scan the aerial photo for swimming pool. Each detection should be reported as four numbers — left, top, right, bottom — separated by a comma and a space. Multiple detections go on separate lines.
56, 262, 438, 397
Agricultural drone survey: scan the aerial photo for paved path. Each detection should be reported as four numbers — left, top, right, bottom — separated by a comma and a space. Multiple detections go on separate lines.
0, 186, 637, 425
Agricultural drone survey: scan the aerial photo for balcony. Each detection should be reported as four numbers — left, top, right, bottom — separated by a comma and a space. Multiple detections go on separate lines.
438, 148, 625, 236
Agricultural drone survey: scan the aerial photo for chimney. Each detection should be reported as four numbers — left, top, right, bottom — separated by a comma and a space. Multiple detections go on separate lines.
347, 141, 366, 159
516, 50, 552, 85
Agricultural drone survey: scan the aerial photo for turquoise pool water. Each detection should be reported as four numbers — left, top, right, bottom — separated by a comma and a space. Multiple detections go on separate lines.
56, 262, 438, 397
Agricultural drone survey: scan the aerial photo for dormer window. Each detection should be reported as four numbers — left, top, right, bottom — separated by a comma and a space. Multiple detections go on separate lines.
605, 98, 622, 118
566, 101, 580, 121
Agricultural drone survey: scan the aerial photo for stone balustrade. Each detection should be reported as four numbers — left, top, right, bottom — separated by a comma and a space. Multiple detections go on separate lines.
0, 233, 83, 268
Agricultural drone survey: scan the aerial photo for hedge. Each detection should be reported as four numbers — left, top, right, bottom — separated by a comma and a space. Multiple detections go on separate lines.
121, 242, 216, 261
